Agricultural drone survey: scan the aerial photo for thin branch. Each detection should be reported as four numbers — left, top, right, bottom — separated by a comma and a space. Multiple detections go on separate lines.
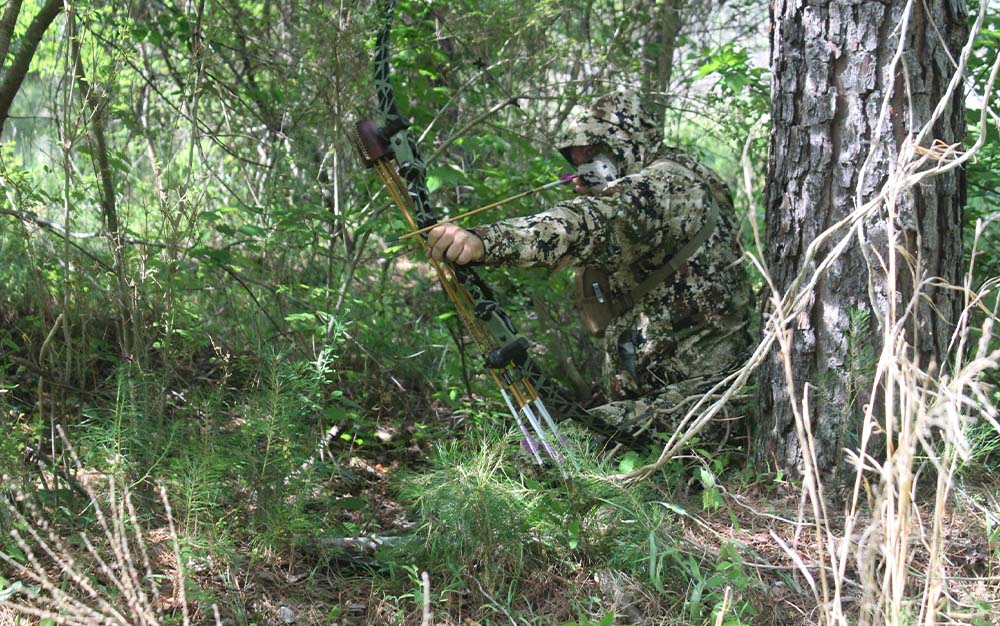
0, 0, 24, 64
0, 0, 62, 134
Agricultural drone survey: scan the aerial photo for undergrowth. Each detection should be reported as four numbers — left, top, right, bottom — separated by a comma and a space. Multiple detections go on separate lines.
383, 421, 762, 625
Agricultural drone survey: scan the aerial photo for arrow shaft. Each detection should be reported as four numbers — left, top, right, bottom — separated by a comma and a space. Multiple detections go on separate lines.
398, 177, 570, 241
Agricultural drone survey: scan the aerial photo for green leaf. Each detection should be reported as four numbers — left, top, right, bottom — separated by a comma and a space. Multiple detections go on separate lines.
618, 451, 639, 473
4, 544, 28, 563
426, 175, 442, 193
688, 579, 705, 622
702, 488, 723, 512
426, 166, 466, 194
237, 224, 267, 238
698, 467, 716, 489
567, 517, 581, 549
727, 508, 740, 531
723, 73, 748, 93
704, 573, 725, 588
688, 555, 703, 580
0, 581, 26, 601
188, 245, 232, 265
324, 405, 345, 422
284, 312, 317, 332
648, 529, 664, 591
660, 501, 685, 516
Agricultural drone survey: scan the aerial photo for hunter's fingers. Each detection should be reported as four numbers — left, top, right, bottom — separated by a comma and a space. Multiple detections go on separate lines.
425, 225, 444, 249
456, 236, 484, 264
455, 246, 475, 265
427, 224, 455, 261
444, 239, 465, 263
426, 224, 482, 264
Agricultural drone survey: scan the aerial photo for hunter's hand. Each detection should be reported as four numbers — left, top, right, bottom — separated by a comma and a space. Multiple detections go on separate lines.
426, 223, 485, 265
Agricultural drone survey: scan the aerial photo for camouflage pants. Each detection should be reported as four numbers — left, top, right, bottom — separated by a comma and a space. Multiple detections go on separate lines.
582, 373, 745, 452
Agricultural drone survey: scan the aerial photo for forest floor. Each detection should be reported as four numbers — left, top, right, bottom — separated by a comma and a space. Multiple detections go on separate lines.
163, 457, 996, 626
2, 339, 998, 626
150, 409, 999, 626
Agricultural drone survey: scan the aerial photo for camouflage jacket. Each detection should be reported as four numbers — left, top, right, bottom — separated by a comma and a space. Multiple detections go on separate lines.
472, 91, 754, 402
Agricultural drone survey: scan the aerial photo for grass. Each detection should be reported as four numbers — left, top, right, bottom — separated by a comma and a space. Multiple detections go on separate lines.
1, 390, 781, 625
1, 353, 998, 625
380, 420, 771, 624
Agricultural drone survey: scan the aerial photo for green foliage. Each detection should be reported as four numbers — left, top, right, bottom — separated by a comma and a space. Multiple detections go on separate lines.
961, 416, 1000, 479
962, 1, 1000, 453
391, 427, 559, 587
385, 422, 763, 622
965, 2, 1000, 289
694, 43, 769, 113
164, 352, 350, 554
560, 611, 616, 626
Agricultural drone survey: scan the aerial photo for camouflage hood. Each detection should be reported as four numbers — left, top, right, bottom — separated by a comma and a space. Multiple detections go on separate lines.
557, 89, 663, 176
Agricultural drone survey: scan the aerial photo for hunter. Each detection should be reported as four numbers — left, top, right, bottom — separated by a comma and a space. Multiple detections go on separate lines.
427, 89, 753, 445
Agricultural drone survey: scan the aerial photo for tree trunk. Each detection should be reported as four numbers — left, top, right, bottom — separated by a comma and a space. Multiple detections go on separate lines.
0, 0, 63, 135
70, 15, 140, 363
641, 0, 685, 127
755, 0, 967, 478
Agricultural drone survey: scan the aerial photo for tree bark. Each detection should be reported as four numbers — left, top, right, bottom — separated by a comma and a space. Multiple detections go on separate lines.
0, 0, 25, 63
755, 0, 967, 478
641, 0, 685, 127
0, 0, 62, 135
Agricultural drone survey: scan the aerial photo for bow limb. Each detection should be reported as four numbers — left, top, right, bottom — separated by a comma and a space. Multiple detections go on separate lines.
369, 1, 536, 361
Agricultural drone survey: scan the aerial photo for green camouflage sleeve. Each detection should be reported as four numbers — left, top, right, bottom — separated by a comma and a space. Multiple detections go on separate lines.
471, 195, 612, 269
471, 166, 716, 271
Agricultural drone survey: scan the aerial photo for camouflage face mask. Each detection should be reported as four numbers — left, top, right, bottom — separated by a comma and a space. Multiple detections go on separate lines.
577, 153, 619, 191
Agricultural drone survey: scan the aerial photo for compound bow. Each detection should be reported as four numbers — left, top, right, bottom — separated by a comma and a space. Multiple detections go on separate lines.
350, 0, 589, 469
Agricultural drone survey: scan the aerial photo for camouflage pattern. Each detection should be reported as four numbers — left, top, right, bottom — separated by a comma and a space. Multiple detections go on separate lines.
471, 89, 754, 442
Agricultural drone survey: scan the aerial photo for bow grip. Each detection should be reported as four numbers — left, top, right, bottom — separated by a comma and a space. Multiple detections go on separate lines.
351, 119, 391, 167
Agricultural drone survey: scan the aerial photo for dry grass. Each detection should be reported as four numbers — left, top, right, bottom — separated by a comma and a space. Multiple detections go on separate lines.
0, 427, 217, 626
620, 1, 1000, 624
